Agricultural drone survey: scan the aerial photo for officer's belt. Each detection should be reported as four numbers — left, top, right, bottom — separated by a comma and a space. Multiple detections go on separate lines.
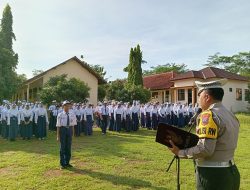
195, 160, 235, 167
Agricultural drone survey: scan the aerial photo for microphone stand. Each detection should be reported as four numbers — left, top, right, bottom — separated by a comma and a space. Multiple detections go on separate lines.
166, 120, 197, 190
166, 155, 180, 190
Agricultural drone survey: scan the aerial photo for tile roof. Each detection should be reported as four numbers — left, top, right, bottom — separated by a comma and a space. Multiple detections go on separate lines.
24, 56, 106, 85
171, 67, 249, 81
143, 72, 176, 90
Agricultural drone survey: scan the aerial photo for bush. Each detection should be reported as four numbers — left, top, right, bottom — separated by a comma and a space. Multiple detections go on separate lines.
106, 79, 150, 103
39, 74, 90, 105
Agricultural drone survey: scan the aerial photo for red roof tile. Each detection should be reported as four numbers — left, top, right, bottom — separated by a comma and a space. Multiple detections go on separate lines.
143, 72, 176, 90
171, 70, 204, 81
171, 67, 249, 81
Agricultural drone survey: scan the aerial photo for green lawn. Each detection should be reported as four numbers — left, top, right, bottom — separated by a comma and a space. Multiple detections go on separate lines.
0, 113, 249, 190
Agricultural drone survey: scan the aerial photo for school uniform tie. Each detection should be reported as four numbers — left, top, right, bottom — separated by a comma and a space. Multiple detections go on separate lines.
67, 113, 69, 127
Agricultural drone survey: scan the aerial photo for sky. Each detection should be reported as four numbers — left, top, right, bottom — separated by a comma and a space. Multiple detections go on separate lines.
0, 0, 250, 81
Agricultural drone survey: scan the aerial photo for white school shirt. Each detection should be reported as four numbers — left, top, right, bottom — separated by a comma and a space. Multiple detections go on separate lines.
21, 109, 33, 122
187, 106, 194, 114
52, 109, 59, 116
140, 107, 145, 115
158, 107, 166, 117
100, 106, 109, 115
114, 107, 124, 120
177, 108, 184, 117
48, 105, 56, 111
109, 106, 115, 117
131, 105, 140, 114
56, 111, 77, 127
150, 107, 158, 117
1, 108, 9, 121
7, 108, 21, 125
35, 107, 49, 123
84, 107, 94, 120
123, 107, 131, 119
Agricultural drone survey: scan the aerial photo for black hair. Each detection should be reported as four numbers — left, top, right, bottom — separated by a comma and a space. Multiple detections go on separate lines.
205, 88, 224, 101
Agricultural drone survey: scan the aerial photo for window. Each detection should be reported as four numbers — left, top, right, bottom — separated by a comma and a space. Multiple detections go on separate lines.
33, 88, 38, 99
152, 92, 158, 98
165, 90, 170, 101
236, 88, 242, 101
229, 88, 232, 92
245, 89, 249, 101
178, 89, 185, 101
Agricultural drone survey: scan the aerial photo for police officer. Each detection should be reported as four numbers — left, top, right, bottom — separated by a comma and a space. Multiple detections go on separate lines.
168, 79, 240, 190
56, 101, 77, 169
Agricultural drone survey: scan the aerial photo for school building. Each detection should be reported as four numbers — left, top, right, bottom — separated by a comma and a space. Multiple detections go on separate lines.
143, 67, 249, 112
14, 56, 105, 105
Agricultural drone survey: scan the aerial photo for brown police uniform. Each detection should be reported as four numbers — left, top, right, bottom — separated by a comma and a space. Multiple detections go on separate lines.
178, 79, 240, 190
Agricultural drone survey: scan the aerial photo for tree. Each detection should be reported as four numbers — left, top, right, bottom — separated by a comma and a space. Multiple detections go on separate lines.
106, 79, 150, 103
205, 52, 250, 78
106, 79, 127, 101
143, 63, 188, 76
0, 4, 16, 51
39, 74, 90, 105
32, 69, 44, 76
0, 4, 19, 100
98, 85, 107, 101
124, 44, 144, 86
89, 64, 107, 79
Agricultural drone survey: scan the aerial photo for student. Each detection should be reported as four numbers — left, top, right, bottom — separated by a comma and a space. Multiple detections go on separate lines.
7, 103, 20, 141
21, 104, 33, 140
84, 103, 94, 136
35, 103, 48, 140
56, 101, 77, 169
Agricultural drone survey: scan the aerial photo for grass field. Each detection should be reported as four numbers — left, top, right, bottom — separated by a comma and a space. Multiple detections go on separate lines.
0, 113, 249, 190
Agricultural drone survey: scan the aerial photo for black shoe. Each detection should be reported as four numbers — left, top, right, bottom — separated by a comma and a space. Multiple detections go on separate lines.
66, 164, 73, 168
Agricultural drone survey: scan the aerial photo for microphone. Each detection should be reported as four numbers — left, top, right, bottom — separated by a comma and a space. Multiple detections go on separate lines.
188, 108, 202, 127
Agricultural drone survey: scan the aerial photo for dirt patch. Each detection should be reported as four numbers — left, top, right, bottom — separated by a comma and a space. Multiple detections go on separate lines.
44, 169, 63, 177
0, 166, 22, 177
0, 167, 11, 175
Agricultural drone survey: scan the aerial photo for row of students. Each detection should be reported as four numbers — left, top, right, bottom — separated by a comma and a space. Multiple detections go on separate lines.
0, 101, 48, 141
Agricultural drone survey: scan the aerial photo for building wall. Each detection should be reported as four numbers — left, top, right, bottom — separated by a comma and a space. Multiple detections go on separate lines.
174, 78, 249, 112
43, 59, 98, 105
174, 79, 196, 88
222, 80, 249, 112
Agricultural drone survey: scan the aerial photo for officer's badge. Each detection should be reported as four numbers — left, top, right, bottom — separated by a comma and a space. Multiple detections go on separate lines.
201, 113, 210, 125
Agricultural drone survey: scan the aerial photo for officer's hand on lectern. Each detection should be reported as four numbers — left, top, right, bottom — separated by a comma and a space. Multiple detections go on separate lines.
168, 140, 180, 156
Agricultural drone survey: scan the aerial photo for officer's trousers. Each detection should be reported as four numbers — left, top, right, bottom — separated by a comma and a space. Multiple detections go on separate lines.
196, 165, 240, 190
